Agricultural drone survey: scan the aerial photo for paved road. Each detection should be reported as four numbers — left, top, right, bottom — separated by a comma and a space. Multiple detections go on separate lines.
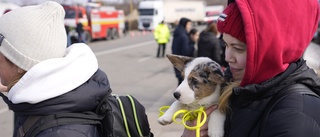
0, 26, 319, 136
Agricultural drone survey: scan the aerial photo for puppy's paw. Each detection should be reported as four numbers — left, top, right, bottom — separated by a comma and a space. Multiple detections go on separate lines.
158, 115, 173, 125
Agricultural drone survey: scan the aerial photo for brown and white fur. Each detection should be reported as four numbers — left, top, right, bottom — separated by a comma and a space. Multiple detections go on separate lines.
158, 54, 226, 137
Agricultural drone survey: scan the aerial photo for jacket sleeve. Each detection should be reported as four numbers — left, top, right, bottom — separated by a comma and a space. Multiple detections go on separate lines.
153, 26, 159, 40
261, 95, 320, 137
166, 26, 171, 40
180, 35, 192, 56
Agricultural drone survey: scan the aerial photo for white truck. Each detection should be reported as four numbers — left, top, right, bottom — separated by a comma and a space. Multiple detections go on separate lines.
138, 0, 206, 31
204, 5, 224, 23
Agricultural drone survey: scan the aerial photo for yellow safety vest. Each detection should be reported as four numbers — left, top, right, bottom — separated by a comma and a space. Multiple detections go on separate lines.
154, 24, 170, 44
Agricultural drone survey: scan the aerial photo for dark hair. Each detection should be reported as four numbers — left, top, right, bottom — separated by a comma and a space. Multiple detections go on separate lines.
189, 28, 198, 35
205, 22, 219, 36
179, 17, 192, 28
228, 0, 235, 4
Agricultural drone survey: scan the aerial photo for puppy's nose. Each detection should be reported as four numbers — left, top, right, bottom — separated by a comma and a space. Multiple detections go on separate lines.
173, 92, 181, 99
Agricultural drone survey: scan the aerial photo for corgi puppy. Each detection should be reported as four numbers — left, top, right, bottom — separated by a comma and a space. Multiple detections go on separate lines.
158, 54, 226, 137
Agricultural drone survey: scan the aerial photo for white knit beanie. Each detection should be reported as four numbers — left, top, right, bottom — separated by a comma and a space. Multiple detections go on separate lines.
0, 1, 67, 71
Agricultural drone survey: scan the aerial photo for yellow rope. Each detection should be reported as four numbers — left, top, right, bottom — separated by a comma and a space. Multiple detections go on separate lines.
159, 106, 207, 137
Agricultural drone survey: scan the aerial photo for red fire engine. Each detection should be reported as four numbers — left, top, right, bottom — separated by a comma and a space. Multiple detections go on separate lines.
63, 3, 125, 42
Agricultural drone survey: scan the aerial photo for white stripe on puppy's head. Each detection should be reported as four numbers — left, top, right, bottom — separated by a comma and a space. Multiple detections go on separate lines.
166, 54, 225, 105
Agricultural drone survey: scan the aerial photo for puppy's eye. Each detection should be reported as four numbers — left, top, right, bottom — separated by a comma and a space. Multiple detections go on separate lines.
191, 78, 198, 85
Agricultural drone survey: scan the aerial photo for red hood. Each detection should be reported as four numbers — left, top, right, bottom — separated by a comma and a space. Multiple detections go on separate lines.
236, 0, 319, 86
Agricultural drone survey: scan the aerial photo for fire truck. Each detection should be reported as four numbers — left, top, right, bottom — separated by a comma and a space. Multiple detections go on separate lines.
63, 3, 125, 42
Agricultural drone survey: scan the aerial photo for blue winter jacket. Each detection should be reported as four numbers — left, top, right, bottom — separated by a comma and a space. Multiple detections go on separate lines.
171, 25, 194, 57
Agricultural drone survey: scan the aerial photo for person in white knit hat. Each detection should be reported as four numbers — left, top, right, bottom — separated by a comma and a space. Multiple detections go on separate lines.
0, 1, 112, 136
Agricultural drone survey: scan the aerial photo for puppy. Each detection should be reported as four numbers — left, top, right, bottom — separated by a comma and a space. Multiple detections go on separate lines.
158, 54, 226, 137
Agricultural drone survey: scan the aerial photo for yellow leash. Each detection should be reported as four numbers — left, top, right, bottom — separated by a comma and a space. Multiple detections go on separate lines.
159, 106, 207, 137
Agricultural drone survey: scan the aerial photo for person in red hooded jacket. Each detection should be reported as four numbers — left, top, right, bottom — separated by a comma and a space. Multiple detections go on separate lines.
181, 0, 320, 137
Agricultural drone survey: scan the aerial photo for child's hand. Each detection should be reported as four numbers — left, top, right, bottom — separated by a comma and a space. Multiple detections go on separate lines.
181, 105, 218, 137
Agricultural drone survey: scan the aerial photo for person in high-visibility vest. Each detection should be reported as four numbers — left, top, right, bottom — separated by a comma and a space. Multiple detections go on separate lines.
154, 21, 170, 58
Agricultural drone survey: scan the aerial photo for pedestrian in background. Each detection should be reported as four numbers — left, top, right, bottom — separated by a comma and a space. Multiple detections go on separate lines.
154, 20, 170, 58
76, 22, 86, 43
171, 17, 193, 85
182, 0, 320, 136
197, 22, 225, 67
189, 28, 200, 57
0, 1, 110, 136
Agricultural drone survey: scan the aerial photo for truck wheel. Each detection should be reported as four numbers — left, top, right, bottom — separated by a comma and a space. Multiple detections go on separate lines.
111, 28, 119, 39
106, 29, 112, 40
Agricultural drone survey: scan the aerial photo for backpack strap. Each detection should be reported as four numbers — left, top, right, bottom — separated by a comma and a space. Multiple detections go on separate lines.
114, 94, 131, 137
19, 112, 103, 137
17, 116, 42, 137
126, 94, 143, 136
259, 84, 320, 137
114, 94, 152, 137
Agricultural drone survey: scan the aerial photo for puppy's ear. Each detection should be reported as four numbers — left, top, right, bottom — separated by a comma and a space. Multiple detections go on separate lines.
204, 62, 225, 84
166, 54, 193, 72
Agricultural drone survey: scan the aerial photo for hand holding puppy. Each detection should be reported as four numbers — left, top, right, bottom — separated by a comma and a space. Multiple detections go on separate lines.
181, 105, 218, 137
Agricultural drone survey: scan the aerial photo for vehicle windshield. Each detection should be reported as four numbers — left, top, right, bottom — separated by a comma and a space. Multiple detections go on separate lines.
65, 9, 76, 19
139, 9, 155, 16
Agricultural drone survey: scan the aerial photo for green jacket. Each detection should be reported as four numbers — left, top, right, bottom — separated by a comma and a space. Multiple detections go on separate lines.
154, 23, 170, 44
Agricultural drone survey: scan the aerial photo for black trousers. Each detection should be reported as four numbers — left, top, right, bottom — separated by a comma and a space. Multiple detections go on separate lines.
157, 43, 166, 57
